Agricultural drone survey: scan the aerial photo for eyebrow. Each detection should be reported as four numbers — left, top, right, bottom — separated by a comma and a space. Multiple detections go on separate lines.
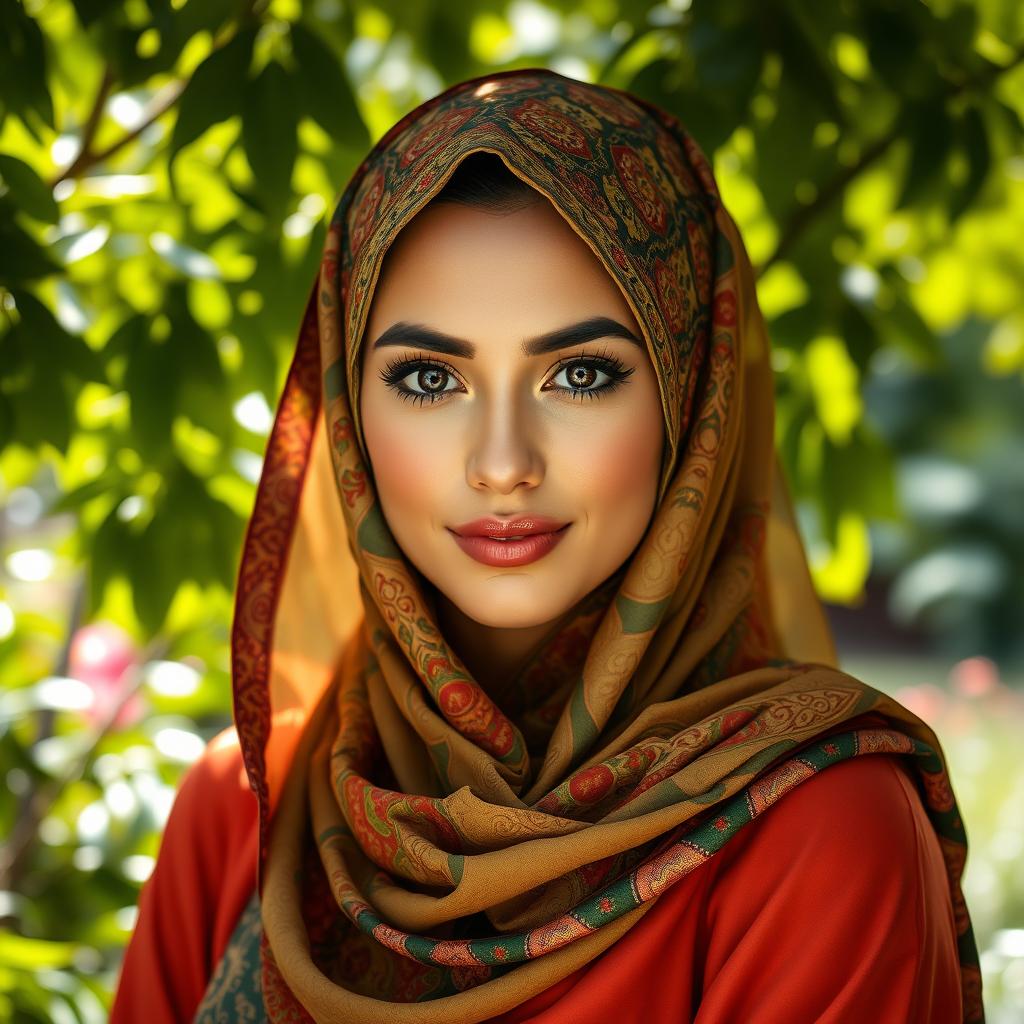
369, 316, 644, 358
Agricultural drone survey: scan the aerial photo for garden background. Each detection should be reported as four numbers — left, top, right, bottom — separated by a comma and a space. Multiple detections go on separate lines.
1, 0, 1023, 1019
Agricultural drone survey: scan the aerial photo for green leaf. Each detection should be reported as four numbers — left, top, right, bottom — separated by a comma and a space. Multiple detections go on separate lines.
242, 60, 298, 215
289, 22, 368, 147
948, 104, 991, 223
124, 327, 181, 458
778, 396, 813, 492
753, 77, 823, 220
895, 98, 955, 210
125, 459, 241, 629
103, 312, 148, 384
48, 469, 125, 515
690, 17, 764, 98
2, 289, 102, 451
765, 303, 821, 353
130, 511, 180, 633
166, 285, 230, 438
418, 5, 474, 84
0, 0, 54, 128
863, 7, 929, 99
839, 301, 878, 372
69, 0, 120, 29
984, 96, 1024, 146
774, 3, 843, 125
875, 270, 942, 365
0, 933, 77, 970
0, 393, 13, 449
89, 503, 134, 616
169, 27, 256, 165
8, 289, 103, 384
102, 0, 239, 87
0, 202, 60, 281
930, 3, 978, 67
225, 177, 267, 216
0, 154, 59, 222
6, 357, 70, 449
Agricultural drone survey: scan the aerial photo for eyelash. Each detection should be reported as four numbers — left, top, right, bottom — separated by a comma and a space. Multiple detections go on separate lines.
377, 345, 636, 407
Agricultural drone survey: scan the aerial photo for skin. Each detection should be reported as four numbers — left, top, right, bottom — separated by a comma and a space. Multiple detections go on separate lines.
359, 194, 665, 702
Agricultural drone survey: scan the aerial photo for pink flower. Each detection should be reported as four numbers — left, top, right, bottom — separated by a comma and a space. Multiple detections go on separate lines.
68, 622, 143, 729
949, 657, 1000, 698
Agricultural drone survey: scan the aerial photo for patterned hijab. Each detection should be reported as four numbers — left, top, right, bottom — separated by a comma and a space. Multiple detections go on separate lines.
227, 68, 982, 1022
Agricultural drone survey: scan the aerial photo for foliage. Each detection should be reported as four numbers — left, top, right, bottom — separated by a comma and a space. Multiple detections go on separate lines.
0, 0, 1022, 1019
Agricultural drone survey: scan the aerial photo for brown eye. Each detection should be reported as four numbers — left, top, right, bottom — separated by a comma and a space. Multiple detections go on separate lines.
418, 367, 448, 393
564, 362, 598, 389
379, 355, 462, 406
547, 351, 634, 401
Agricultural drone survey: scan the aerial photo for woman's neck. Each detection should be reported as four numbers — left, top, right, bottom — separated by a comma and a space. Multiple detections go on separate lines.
434, 593, 570, 705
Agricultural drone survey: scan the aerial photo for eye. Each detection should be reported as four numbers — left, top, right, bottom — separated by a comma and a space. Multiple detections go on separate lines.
377, 346, 635, 407
378, 355, 463, 406
545, 349, 635, 402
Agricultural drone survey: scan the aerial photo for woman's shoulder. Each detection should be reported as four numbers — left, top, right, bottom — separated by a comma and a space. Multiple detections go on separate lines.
155, 723, 257, 878
707, 750, 946, 903
764, 745, 925, 833
163, 723, 258, 923
693, 751, 963, 1022
491, 752, 963, 1024
173, 723, 254, 820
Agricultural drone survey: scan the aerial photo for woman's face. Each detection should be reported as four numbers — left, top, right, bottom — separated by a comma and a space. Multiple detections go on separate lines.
359, 195, 664, 631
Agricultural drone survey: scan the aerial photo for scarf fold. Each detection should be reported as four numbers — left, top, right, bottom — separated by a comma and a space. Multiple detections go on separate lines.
227, 68, 983, 1022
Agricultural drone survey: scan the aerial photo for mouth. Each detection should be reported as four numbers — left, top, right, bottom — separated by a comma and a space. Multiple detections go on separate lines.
449, 516, 570, 539
446, 522, 571, 567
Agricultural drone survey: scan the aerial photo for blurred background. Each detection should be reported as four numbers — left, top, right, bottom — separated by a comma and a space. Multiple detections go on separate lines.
0, 0, 1022, 1019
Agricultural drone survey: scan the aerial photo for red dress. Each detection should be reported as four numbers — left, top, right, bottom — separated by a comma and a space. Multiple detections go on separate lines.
111, 726, 963, 1023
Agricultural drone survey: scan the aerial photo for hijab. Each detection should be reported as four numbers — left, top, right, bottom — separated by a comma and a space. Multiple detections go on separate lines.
227, 67, 982, 1022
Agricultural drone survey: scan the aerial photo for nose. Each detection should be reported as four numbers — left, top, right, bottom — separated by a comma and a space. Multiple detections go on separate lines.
465, 390, 544, 495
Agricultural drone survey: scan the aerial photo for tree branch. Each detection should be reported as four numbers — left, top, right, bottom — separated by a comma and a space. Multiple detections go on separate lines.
50, 65, 115, 186
756, 130, 898, 279
756, 44, 1024, 279
47, 11, 254, 189
49, 79, 186, 189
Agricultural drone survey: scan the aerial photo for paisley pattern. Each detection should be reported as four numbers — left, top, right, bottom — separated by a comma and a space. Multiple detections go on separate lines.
224, 67, 983, 1023
193, 891, 266, 1024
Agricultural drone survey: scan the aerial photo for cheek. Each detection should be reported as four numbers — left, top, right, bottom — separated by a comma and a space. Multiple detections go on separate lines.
559, 405, 663, 511
361, 400, 442, 525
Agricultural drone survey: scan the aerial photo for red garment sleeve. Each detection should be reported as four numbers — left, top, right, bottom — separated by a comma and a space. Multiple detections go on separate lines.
109, 727, 258, 1024
694, 752, 963, 1024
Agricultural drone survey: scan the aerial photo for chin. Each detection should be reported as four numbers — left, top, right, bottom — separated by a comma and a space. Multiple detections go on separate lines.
448, 581, 578, 631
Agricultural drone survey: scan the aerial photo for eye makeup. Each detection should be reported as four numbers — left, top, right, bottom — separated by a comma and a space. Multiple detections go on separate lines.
377, 345, 636, 407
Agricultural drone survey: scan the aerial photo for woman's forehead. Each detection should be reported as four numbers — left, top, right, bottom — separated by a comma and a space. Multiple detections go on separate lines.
364, 201, 644, 350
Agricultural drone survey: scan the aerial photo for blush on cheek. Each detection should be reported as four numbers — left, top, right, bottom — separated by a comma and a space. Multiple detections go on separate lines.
367, 429, 437, 519
566, 419, 661, 506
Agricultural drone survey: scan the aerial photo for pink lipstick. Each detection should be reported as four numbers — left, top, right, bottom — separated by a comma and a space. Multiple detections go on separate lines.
448, 516, 571, 567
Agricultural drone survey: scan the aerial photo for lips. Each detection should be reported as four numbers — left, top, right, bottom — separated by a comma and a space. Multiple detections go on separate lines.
447, 516, 571, 567
450, 516, 570, 539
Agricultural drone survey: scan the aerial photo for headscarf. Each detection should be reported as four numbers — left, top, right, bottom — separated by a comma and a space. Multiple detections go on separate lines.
229, 68, 982, 1022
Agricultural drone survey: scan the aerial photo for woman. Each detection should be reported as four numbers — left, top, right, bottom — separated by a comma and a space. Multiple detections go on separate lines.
111, 68, 982, 1022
